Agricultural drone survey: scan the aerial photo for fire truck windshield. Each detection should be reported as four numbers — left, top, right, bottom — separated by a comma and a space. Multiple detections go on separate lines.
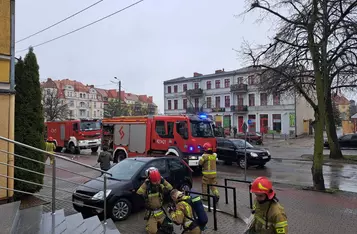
190, 120, 214, 138
80, 121, 101, 131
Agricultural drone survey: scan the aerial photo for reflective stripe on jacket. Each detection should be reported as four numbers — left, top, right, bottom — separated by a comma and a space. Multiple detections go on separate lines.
199, 153, 217, 175
251, 200, 288, 234
170, 197, 195, 229
45, 142, 56, 153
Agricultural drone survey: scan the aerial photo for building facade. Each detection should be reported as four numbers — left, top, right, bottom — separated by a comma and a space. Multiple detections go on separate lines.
41, 78, 158, 120
163, 67, 314, 136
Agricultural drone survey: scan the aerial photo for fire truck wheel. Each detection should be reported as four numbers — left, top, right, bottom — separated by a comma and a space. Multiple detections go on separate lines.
91, 146, 99, 153
114, 150, 126, 163
69, 143, 80, 154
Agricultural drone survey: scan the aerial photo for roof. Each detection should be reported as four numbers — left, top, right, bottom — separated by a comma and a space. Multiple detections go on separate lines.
333, 94, 350, 105
163, 66, 261, 85
351, 113, 357, 119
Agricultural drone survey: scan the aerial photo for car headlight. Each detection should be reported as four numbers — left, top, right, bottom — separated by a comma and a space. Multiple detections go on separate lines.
91, 189, 112, 200
189, 156, 198, 160
266, 150, 270, 155
250, 152, 258, 157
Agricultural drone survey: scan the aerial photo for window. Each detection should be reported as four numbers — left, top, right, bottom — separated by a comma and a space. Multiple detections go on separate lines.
206, 81, 212, 90
215, 96, 220, 108
167, 122, 174, 138
273, 114, 282, 132
237, 95, 243, 105
155, 120, 166, 136
215, 80, 220, 89
174, 85, 178, 93
260, 93, 268, 106
183, 84, 187, 91
80, 110, 86, 116
194, 83, 199, 89
273, 93, 280, 105
249, 94, 255, 106
224, 96, 230, 107
73, 123, 78, 131
70, 101, 74, 107
190, 120, 214, 137
80, 93, 83, 98
194, 98, 199, 108
80, 121, 100, 131
169, 159, 184, 171
183, 99, 187, 109
94, 102, 96, 108
94, 111, 96, 117
206, 97, 212, 108
108, 160, 146, 180
340, 134, 352, 140
248, 75, 256, 85
168, 86, 172, 93
224, 139, 235, 148
168, 100, 172, 110
174, 100, 178, 109
146, 159, 167, 174
176, 121, 188, 138
46, 89, 50, 95
224, 79, 230, 88
83, 94, 86, 99
237, 77, 243, 84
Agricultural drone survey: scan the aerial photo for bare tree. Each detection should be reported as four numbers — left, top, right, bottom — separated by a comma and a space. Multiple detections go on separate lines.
242, 0, 357, 190
104, 99, 129, 118
43, 89, 69, 121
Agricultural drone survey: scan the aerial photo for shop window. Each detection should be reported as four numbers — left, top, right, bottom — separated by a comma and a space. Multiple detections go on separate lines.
273, 114, 282, 132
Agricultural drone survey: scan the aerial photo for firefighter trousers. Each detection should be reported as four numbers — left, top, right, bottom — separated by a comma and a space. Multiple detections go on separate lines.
146, 215, 165, 234
202, 175, 220, 200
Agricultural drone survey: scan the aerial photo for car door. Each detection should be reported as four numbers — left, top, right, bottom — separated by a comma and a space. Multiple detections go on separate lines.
168, 158, 186, 187
223, 139, 237, 161
339, 135, 352, 148
216, 138, 226, 160
351, 135, 357, 148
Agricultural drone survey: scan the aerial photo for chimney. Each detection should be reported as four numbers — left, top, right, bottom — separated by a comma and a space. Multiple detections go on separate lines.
193, 72, 203, 77
215, 69, 224, 74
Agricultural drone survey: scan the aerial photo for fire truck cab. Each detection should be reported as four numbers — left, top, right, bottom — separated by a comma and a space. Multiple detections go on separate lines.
45, 119, 102, 154
101, 114, 217, 169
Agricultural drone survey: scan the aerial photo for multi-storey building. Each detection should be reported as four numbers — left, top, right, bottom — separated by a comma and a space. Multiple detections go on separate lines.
163, 66, 314, 136
42, 78, 158, 120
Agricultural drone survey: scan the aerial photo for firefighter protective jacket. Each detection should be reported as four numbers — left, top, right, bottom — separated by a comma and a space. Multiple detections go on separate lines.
170, 196, 196, 229
199, 153, 217, 176
137, 178, 173, 213
45, 142, 56, 153
250, 199, 288, 234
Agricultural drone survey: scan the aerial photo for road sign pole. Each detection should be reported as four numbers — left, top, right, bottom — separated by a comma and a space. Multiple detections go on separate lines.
242, 121, 248, 181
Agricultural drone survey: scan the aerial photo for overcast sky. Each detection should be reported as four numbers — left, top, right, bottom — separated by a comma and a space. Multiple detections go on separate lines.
15, 0, 293, 111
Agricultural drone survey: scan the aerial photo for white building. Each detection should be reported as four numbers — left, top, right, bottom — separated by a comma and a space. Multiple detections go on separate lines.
163, 67, 314, 136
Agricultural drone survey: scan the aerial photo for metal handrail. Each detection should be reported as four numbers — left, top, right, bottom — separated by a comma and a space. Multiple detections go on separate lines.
0, 149, 103, 182
0, 136, 111, 176
0, 135, 109, 223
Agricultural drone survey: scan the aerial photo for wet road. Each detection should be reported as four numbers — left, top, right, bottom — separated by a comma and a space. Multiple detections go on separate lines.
216, 159, 357, 193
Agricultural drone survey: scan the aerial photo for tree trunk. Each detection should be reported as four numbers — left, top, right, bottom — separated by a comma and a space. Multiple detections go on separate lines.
312, 111, 326, 190
325, 91, 343, 159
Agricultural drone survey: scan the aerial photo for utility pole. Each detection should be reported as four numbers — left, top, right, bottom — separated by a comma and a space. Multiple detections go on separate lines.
113, 77, 121, 115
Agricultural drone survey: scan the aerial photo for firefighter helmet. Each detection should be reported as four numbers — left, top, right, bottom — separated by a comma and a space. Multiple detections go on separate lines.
250, 176, 275, 199
149, 169, 161, 184
203, 142, 213, 152
145, 167, 157, 177
47, 137, 54, 142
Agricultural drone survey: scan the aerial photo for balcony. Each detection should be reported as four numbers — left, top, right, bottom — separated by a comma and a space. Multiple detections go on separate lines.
231, 105, 248, 113
186, 107, 203, 114
230, 84, 248, 93
185, 88, 203, 97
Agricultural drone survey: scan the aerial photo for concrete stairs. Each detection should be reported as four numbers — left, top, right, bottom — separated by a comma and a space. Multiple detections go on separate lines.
0, 201, 120, 234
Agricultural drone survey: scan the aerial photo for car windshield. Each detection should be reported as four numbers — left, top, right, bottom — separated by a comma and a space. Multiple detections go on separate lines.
106, 159, 146, 180
80, 121, 101, 131
190, 120, 214, 138
231, 139, 254, 148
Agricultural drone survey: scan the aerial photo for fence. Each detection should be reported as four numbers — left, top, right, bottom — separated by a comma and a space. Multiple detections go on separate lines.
207, 184, 237, 218
224, 178, 253, 209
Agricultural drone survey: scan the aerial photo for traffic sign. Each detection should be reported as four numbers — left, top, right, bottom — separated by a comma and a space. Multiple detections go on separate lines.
247, 119, 252, 125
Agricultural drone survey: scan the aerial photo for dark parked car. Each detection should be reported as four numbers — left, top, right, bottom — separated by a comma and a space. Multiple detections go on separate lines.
72, 157, 192, 221
236, 132, 263, 145
324, 134, 357, 149
216, 138, 271, 169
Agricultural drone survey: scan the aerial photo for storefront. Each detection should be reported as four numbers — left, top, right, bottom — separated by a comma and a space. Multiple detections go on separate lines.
272, 114, 282, 133
248, 114, 256, 132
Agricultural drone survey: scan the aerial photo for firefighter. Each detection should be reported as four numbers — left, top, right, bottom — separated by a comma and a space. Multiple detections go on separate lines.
199, 142, 219, 202
137, 168, 173, 234
45, 137, 56, 165
247, 176, 288, 234
169, 189, 201, 234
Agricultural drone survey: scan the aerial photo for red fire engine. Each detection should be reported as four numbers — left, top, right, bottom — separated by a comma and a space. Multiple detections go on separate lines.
101, 114, 217, 169
45, 119, 102, 154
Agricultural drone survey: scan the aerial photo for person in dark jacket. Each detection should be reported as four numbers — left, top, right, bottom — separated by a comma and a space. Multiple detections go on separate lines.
97, 146, 113, 171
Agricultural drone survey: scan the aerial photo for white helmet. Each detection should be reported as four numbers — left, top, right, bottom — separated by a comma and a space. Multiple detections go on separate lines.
145, 167, 157, 177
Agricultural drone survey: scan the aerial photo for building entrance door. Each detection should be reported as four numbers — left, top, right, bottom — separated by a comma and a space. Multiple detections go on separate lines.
238, 116, 244, 132
260, 114, 268, 133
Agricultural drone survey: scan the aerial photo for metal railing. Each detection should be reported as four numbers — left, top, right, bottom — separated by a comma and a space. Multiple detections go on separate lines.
0, 135, 112, 224
224, 178, 253, 209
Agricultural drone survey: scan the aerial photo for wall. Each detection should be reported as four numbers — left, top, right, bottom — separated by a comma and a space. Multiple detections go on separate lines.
342, 120, 354, 134
296, 95, 315, 135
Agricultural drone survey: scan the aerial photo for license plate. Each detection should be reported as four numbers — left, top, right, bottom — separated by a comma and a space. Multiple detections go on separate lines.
263, 156, 268, 159
74, 199, 84, 206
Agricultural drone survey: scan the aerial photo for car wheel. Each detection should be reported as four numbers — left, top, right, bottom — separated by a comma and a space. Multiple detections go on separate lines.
91, 146, 99, 153
69, 143, 76, 154
114, 150, 126, 163
238, 158, 247, 169
111, 198, 132, 221
180, 182, 192, 192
